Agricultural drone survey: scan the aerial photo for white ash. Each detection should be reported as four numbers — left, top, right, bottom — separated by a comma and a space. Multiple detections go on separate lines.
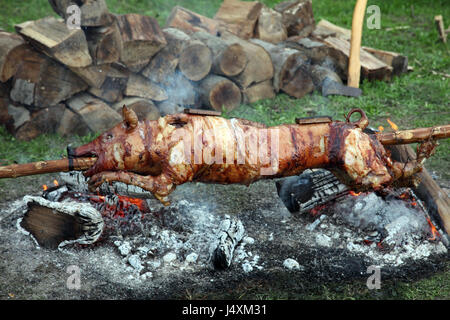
315, 233, 333, 247
283, 258, 304, 271
333, 192, 434, 246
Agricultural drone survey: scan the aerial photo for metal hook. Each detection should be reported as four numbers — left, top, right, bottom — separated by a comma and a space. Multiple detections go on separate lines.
345, 108, 369, 130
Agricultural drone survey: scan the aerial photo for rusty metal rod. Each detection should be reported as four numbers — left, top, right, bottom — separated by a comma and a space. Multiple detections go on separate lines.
0, 157, 97, 179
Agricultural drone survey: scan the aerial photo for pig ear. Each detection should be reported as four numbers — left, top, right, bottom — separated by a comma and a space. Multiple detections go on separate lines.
122, 105, 138, 131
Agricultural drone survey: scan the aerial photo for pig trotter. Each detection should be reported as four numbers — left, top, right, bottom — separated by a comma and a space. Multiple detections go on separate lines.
88, 171, 175, 206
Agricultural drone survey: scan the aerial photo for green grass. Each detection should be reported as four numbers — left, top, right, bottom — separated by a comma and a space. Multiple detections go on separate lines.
0, 0, 449, 299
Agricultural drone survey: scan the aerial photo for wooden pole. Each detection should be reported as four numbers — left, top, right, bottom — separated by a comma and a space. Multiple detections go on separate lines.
348, 0, 368, 88
377, 124, 450, 146
0, 157, 97, 179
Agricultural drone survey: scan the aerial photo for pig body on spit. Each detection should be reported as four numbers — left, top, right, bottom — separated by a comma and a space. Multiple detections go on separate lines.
71, 106, 430, 205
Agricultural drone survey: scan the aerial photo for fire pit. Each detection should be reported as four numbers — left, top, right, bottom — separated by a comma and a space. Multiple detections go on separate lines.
0, 168, 448, 299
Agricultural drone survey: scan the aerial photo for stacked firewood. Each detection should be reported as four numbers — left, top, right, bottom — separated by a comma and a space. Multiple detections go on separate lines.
0, 0, 408, 140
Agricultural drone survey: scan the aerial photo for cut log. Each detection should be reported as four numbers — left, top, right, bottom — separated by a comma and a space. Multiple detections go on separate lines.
20, 196, 104, 249
191, 31, 248, 77
165, 6, 221, 35
10, 45, 88, 107
362, 47, 408, 76
112, 97, 160, 121
255, 6, 287, 44
283, 36, 348, 80
48, 0, 113, 27
250, 39, 301, 91
197, 74, 241, 111
69, 64, 109, 88
241, 80, 275, 104
125, 74, 167, 101
15, 104, 66, 140
321, 37, 392, 82
220, 31, 274, 88
179, 40, 212, 81
15, 17, 92, 68
85, 19, 123, 65
141, 28, 190, 85
274, 0, 315, 38
116, 14, 167, 70
0, 31, 25, 82
57, 106, 91, 137
311, 19, 351, 41
87, 63, 129, 103
214, 0, 263, 39
388, 144, 450, 235
66, 92, 104, 112
212, 216, 245, 269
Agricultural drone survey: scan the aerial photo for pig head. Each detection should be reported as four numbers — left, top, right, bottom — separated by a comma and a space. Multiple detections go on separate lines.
70, 106, 162, 178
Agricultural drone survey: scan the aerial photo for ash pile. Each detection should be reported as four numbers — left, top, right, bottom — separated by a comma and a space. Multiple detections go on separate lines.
1, 169, 448, 298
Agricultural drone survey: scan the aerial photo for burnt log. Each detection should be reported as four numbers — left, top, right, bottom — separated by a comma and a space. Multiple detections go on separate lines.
212, 216, 245, 269
20, 196, 104, 249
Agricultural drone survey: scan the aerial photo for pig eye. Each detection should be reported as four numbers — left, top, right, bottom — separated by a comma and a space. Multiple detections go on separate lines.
106, 133, 114, 140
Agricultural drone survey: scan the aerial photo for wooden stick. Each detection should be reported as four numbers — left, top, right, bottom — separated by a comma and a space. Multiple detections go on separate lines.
348, 0, 368, 88
0, 158, 97, 179
434, 15, 447, 43
377, 124, 450, 145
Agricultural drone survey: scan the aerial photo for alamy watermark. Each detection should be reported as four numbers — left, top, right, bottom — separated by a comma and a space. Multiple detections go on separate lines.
367, 5, 381, 30
66, 5, 81, 30
366, 265, 381, 289
66, 265, 81, 290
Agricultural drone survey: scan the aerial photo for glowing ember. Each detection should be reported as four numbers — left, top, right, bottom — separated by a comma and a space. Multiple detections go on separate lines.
53, 180, 59, 187
378, 125, 384, 132
42, 185, 48, 191
349, 191, 361, 196
425, 216, 440, 241
387, 118, 398, 131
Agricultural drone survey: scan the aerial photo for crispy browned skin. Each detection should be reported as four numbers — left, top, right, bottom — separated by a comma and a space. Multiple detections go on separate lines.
72, 107, 428, 205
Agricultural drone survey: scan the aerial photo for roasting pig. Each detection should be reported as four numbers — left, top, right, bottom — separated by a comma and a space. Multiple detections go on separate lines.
69, 106, 436, 205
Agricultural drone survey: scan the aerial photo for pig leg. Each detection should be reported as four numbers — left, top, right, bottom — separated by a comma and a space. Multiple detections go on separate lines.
391, 140, 438, 182
88, 171, 175, 205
